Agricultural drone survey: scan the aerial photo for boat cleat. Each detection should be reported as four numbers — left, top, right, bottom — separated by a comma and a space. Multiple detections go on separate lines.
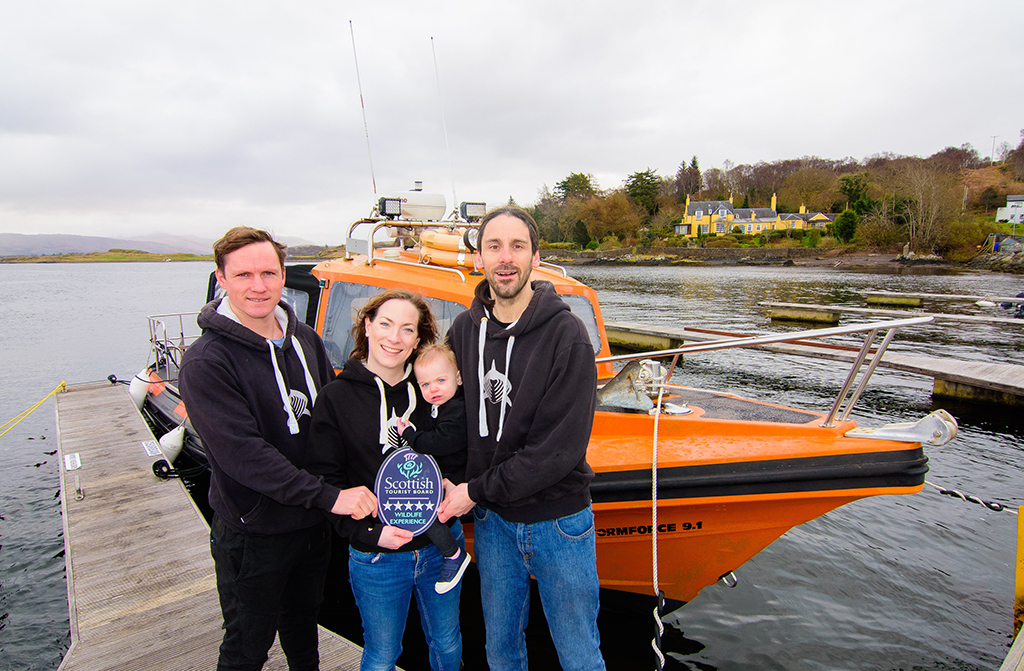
843, 408, 958, 446
596, 360, 654, 411
637, 359, 668, 392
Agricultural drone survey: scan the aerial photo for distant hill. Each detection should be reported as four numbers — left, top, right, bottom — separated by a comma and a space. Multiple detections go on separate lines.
0, 233, 322, 258
0, 233, 203, 257
129, 233, 215, 255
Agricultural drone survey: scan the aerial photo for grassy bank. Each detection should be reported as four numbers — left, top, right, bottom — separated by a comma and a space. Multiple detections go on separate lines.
1, 249, 213, 263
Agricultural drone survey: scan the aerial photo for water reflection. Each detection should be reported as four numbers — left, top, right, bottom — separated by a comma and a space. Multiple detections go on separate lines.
573, 265, 1024, 366
571, 264, 1020, 671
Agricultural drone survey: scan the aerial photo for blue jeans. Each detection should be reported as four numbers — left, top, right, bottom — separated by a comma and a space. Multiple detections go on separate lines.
210, 515, 331, 671
474, 505, 605, 671
348, 521, 464, 671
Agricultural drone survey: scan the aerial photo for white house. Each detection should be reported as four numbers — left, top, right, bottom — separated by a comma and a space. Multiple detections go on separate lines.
996, 195, 1024, 224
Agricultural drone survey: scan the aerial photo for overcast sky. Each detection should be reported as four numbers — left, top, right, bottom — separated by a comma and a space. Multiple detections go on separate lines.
2, 1, 1022, 245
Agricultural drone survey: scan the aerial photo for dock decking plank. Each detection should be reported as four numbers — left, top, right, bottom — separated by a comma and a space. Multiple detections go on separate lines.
55, 381, 363, 671
758, 301, 1024, 326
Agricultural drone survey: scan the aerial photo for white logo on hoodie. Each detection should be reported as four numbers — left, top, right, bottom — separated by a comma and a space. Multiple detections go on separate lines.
383, 409, 411, 454
483, 360, 513, 410
289, 390, 311, 420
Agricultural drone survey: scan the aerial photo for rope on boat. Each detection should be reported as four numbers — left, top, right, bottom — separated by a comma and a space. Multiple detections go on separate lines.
651, 384, 667, 671
924, 480, 1017, 515
0, 382, 66, 440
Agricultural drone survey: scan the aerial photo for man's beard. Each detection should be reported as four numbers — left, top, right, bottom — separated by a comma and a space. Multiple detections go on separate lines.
487, 264, 531, 300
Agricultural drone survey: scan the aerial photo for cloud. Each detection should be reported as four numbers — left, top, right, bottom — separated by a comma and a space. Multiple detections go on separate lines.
1, 0, 1022, 244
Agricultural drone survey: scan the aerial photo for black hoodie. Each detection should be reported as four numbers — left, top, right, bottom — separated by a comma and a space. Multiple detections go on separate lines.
446, 280, 597, 523
306, 358, 461, 553
179, 298, 339, 535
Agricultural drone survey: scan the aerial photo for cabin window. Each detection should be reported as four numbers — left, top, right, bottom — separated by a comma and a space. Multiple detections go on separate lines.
559, 294, 605, 356
320, 282, 466, 369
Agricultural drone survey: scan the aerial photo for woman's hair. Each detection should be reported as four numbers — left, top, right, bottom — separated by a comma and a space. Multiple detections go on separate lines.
349, 289, 438, 361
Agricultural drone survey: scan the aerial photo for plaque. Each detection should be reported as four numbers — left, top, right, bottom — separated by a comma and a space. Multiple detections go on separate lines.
374, 448, 443, 536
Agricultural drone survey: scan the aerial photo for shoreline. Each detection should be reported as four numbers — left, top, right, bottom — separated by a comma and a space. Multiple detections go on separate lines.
541, 249, 1024, 274
543, 251, 950, 271
4, 250, 1022, 274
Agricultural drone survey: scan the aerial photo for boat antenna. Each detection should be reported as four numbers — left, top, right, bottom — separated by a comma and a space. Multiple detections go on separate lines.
431, 36, 458, 216
349, 21, 377, 195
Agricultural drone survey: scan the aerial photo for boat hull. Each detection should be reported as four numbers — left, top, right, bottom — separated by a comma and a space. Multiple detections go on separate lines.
461, 475, 922, 604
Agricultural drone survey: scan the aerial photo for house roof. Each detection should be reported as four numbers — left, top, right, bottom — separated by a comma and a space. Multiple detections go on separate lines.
782, 212, 834, 222
687, 201, 780, 221
687, 200, 733, 216
732, 208, 778, 221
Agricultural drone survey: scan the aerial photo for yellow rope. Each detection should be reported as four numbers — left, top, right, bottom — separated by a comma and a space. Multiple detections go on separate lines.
0, 382, 66, 439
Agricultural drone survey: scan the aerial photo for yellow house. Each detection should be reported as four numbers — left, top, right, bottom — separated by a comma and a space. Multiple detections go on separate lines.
781, 206, 833, 231
673, 195, 833, 238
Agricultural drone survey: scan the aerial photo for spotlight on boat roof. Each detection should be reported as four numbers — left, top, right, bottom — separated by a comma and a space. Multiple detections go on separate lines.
378, 197, 403, 220
460, 201, 487, 222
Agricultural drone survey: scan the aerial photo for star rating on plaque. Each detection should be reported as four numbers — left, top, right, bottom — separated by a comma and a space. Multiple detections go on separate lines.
382, 499, 435, 511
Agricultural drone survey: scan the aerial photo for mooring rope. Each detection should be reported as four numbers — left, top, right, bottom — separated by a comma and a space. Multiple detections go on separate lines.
924, 479, 1017, 515
651, 383, 667, 670
0, 382, 66, 440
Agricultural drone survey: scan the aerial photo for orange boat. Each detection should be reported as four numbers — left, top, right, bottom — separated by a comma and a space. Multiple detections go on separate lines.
137, 190, 957, 605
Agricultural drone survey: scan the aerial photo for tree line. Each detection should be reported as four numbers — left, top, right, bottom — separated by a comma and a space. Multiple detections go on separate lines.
525, 131, 1024, 257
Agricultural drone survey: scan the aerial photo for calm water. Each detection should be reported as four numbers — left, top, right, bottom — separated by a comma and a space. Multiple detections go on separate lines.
0, 261, 1021, 670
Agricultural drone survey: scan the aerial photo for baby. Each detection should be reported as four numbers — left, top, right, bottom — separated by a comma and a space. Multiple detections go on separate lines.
396, 342, 470, 594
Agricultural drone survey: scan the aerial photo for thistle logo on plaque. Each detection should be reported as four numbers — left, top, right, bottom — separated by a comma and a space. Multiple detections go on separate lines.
374, 448, 443, 536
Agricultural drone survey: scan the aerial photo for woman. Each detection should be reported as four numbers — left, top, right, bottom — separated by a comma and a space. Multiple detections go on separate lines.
307, 288, 464, 671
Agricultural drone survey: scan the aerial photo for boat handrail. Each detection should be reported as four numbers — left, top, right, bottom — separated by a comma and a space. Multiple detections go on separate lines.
539, 260, 567, 277
146, 312, 201, 370
345, 218, 481, 261
596, 316, 934, 427
345, 217, 384, 243
367, 256, 468, 283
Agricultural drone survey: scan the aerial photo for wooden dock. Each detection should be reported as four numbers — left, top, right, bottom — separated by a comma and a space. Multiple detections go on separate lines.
604, 321, 1024, 405
55, 381, 364, 671
860, 290, 1024, 307
1000, 636, 1023, 671
758, 301, 1024, 326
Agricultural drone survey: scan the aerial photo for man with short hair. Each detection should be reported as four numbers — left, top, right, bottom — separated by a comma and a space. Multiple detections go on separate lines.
180, 227, 376, 671
439, 207, 605, 670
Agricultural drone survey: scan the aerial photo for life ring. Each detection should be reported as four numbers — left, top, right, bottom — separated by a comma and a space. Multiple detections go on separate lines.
421, 229, 468, 252
419, 246, 475, 268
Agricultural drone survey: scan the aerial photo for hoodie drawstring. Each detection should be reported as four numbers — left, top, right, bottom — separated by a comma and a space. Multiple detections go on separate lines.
373, 365, 417, 452
477, 312, 517, 442
477, 316, 488, 438
267, 335, 320, 435
268, 340, 300, 435
292, 336, 318, 408
497, 335, 515, 441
